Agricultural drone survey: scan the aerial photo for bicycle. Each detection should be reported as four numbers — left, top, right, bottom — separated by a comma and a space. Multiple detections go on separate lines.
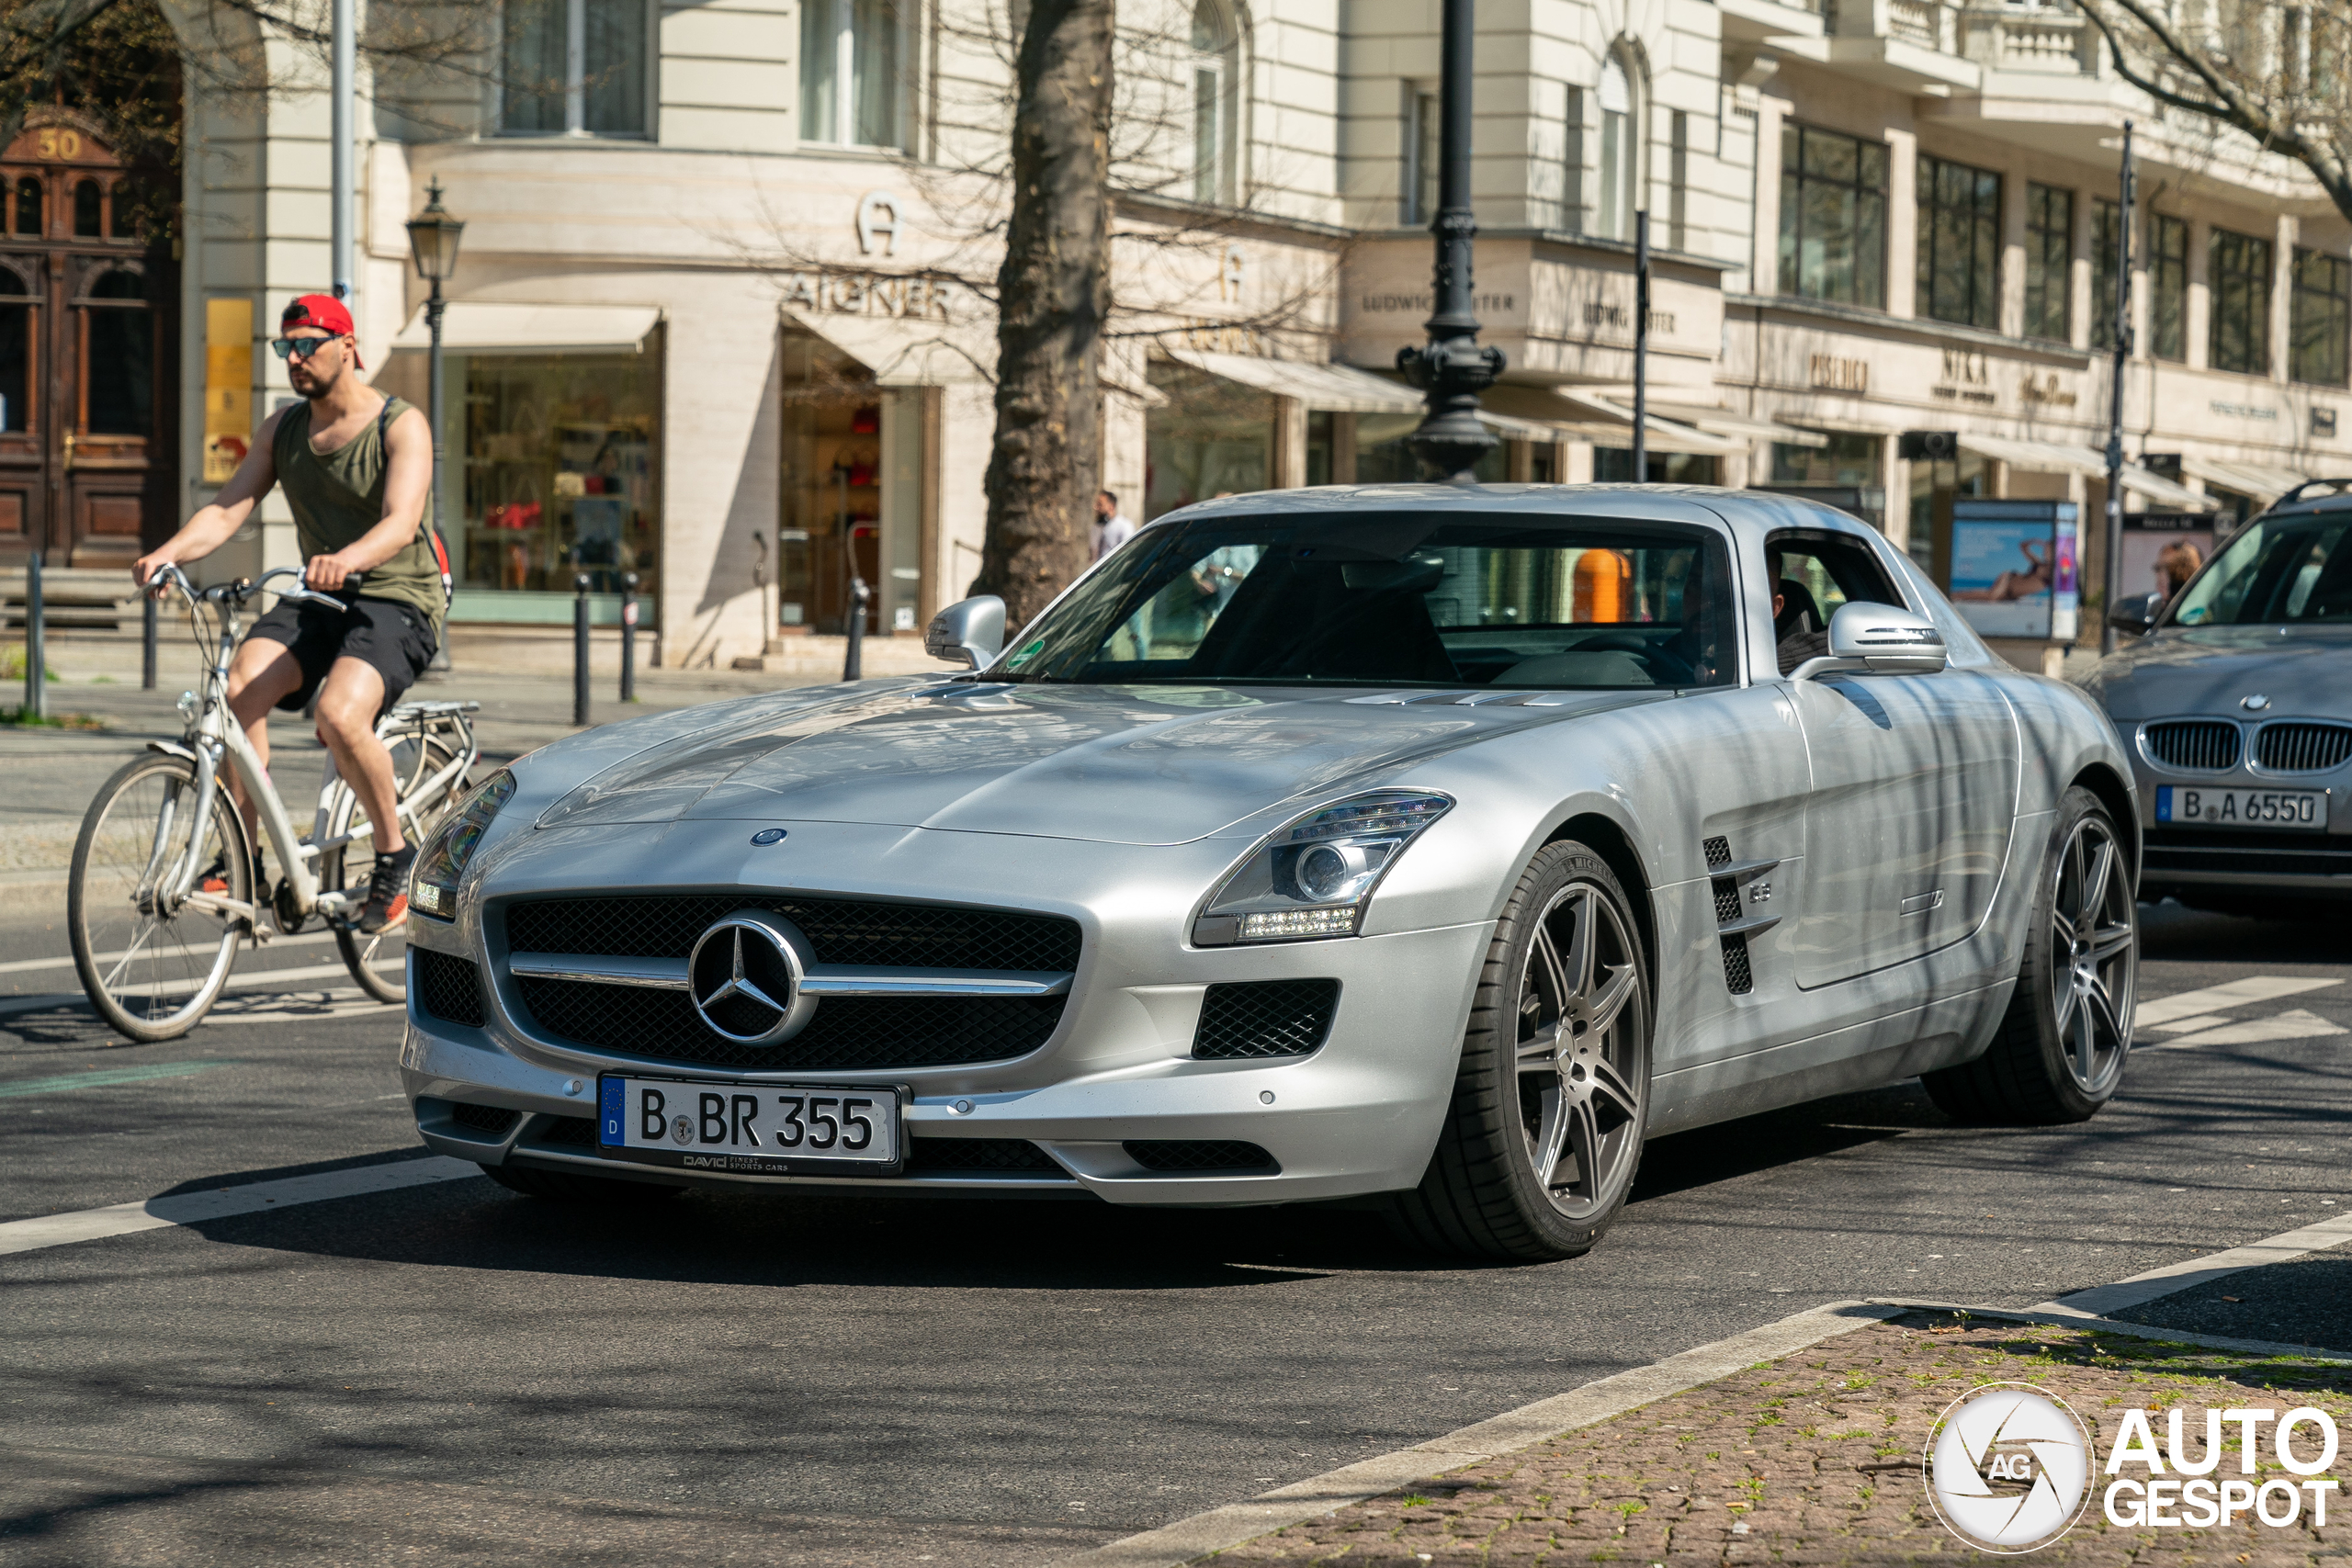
68, 563, 481, 1041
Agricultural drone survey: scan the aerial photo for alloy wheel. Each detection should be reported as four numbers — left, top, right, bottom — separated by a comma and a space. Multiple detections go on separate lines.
2049, 814, 2135, 1094
1514, 882, 1646, 1221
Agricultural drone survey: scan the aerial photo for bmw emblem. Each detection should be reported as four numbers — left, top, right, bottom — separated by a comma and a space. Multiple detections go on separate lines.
751, 828, 789, 845
2241, 694, 2271, 711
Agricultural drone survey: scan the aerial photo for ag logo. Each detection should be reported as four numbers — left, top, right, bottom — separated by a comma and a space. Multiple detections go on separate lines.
1925, 1383, 2094, 1553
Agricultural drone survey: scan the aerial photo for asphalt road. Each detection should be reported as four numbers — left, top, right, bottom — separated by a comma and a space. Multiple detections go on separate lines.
0, 897, 2347, 1566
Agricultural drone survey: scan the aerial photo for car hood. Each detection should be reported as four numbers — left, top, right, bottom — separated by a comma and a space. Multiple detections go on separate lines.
537, 682, 1665, 845
2081, 625, 2352, 720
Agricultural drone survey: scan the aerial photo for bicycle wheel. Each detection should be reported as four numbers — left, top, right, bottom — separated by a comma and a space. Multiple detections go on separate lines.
322, 734, 470, 1005
69, 750, 253, 1042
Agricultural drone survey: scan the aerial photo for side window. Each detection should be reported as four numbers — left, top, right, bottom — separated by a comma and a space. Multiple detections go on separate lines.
1761, 531, 1902, 676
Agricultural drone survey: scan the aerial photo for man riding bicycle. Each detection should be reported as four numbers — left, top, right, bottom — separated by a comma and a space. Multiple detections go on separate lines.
132, 294, 444, 934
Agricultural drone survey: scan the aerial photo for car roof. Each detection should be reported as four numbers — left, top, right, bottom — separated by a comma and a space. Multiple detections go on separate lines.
1147, 482, 1884, 553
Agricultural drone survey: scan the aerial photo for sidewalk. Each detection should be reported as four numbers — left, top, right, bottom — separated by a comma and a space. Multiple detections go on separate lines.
1208, 1310, 2350, 1565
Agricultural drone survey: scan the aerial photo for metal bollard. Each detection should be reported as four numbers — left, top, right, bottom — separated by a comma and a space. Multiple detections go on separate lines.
619, 572, 638, 703
141, 590, 157, 690
843, 576, 870, 682
573, 574, 592, 728
24, 550, 43, 720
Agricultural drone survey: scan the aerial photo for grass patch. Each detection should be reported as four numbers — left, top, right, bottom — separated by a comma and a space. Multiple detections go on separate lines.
0, 705, 102, 729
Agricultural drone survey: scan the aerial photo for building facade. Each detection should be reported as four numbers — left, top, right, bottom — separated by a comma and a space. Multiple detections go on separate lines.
145, 0, 2348, 665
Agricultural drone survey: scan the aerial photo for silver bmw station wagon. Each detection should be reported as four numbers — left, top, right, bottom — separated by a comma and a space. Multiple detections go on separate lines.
401, 486, 2139, 1260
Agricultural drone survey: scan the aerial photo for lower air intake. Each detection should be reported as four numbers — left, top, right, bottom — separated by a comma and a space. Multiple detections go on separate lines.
1124, 1140, 1279, 1173
905, 1137, 1066, 1174
448, 1102, 519, 1137
533, 1116, 598, 1147
415, 949, 486, 1028
1192, 979, 1340, 1060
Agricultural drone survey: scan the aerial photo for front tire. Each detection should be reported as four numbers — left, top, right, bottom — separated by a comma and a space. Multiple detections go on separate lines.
1924, 786, 2137, 1125
1391, 840, 1652, 1261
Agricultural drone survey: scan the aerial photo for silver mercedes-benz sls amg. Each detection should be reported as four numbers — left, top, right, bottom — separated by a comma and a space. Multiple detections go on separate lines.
2085, 478, 2352, 916
401, 485, 2141, 1260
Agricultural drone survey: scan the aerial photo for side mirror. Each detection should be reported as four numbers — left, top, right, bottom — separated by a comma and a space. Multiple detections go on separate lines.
2106, 591, 2165, 637
1792, 602, 1950, 680
925, 595, 1006, 670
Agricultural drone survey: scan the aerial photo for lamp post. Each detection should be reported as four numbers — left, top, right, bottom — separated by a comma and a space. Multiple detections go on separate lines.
1396, 0, 1501, 481
405, 179, 465, 583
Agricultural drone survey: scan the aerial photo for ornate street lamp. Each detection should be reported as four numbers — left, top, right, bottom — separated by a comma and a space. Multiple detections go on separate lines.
1397, 0, 1502, 481
405, 179, 466, 548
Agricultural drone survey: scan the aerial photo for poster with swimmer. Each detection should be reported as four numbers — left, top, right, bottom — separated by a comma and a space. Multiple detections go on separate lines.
1950, 500, 2080, 640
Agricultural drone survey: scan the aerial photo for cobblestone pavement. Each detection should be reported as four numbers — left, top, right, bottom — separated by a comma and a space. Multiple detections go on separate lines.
1210, 1312, 2352, 1565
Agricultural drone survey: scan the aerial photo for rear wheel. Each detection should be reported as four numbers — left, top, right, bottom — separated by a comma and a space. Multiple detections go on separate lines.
322, 734, 469, 1005
1924, 786, 2137, 1124
1391, 840, 1651, 1261
69, 752, 252, 1042
481, 1164, 684, 1203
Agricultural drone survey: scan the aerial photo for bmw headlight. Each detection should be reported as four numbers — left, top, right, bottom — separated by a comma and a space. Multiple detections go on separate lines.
1192, 791, 1453, 945
410, 770, 517, 920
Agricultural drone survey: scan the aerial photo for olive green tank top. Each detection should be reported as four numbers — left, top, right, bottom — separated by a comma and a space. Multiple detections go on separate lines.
272, 395, 445, 639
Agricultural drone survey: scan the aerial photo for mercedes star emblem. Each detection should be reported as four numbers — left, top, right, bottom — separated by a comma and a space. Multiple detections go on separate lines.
687, 911, 818, 1044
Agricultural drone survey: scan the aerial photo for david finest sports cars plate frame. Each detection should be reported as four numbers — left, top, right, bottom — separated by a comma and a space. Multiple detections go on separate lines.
597, 1074, 908, 1176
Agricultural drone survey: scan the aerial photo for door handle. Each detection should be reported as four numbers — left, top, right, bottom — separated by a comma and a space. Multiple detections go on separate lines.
61, 430, 74, 471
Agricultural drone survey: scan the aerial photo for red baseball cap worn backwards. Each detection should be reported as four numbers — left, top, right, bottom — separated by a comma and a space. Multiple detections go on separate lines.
282, 294, 361, 367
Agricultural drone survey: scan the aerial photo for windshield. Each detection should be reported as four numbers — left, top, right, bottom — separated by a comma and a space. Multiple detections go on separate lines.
989, 512, 1738, 688
2172, 514, 2352, 626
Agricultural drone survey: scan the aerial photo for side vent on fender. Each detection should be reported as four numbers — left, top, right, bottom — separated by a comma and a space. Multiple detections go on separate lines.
1702, 835, 1781, 997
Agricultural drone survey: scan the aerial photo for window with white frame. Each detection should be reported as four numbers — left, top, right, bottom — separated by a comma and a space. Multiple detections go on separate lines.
501, 0, 650, 136
801, 0, 903, 148
1597, 54, 1637, 242
1192, 0, 1239, 204
1405, 85, 1438, 225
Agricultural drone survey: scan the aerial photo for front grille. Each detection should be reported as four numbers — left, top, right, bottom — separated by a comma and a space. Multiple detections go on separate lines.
415, 950, 486, 1028
2256, 722, 2352, 773
2143, 720, 2241, 771
503, 895, 1080, 972
906, 1136, 1066, 1174
1720, 935, 1754, 994
1125, 1140, 1279, 1173
514, 978, 1065, 1071
448, 1102, 518, 1136
533, 1116, 598, 1147
1192, 979, 1339, 1060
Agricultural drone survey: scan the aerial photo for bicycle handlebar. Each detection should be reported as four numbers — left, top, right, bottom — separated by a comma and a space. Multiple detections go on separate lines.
142, 562, 364, 611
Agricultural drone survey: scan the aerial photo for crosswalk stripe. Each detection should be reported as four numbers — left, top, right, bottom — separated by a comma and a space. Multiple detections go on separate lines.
2135, 976, 2339, 1029
0, 1156, 483, 1258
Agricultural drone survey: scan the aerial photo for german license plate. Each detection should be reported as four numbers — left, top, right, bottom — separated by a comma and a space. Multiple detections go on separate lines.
2154, 785, 2326, 829
597, 1075, 902, 1175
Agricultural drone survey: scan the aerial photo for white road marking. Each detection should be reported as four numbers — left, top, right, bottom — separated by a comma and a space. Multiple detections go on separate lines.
2151, 1008, 2348, 1050
1054, 1301, 1905, 1568
0, 929, 344, 976
2034, 1211, 2352, 1320
2136, 976, 2340, 1029
0, 1156, 481, 1258
0, 960, 399, 1019
2149, 1014, 2229, 1034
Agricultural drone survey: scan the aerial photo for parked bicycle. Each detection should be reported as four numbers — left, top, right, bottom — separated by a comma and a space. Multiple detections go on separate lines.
69, 563, 481, 1041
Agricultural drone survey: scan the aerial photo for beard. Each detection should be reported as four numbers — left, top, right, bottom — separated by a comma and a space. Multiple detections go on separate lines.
291, 358, 344, 400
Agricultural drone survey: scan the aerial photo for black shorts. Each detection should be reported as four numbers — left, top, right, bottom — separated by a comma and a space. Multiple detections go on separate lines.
248, 595, 436, 716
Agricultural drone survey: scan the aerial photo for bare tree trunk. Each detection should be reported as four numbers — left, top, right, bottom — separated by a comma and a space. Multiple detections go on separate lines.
973, 0, 1114, 628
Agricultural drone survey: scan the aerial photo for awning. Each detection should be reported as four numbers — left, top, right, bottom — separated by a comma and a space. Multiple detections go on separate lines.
2118, 467, 2216, 511
785, 310, 997, 386
1547, 389, 1745, 456
390, 302, 661, 355
1954, 433, 2109, 477
1645, 403, 1829, 449
1167, 351, 1426, 413
2178, 455, 2309, 501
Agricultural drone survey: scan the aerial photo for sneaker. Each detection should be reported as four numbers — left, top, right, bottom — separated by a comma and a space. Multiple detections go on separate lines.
199, 853, 267, 896
358, 845, 418, 933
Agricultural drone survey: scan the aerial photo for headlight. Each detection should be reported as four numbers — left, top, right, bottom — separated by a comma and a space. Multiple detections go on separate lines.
1192, 791, 1453, 945
410, 770, 517, 919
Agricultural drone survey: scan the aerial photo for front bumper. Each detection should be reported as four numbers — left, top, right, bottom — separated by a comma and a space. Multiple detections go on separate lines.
2124, 746, 2352, 902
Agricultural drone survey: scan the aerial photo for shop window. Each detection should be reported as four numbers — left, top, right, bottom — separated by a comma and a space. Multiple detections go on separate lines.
1597, 53, 1637, 242
1405, 85, 1438, 225
13, 176, 39, 236
85, 268, 151, 436
1191, 0, 1238, 205
2023, 183, 2072, 343
0, 268, 28, 433
1917, 154, 2000, 331
2209, 227, 2273, 376
1777, 122, 1886, 310
1351, 411, 1503, 484
2150, 213, 2188, 361
1145, 360, 1273, 517
501, 0, 650, 137
461, 352, 662, 613
801, 0, 902, 148
1306, 410, 1332, 486
2290, 246, 2349, 387
73, 178, 101, 238
2091, 197, 2121, 351
1770, 431, 1878, 488
1592, 449, 1718, 485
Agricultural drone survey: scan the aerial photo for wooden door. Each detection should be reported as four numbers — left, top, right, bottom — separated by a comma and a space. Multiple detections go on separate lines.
0, 117, 174, 571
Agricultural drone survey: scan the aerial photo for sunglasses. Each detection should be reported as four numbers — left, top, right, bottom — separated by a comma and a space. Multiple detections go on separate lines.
270, 335, 341, 361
